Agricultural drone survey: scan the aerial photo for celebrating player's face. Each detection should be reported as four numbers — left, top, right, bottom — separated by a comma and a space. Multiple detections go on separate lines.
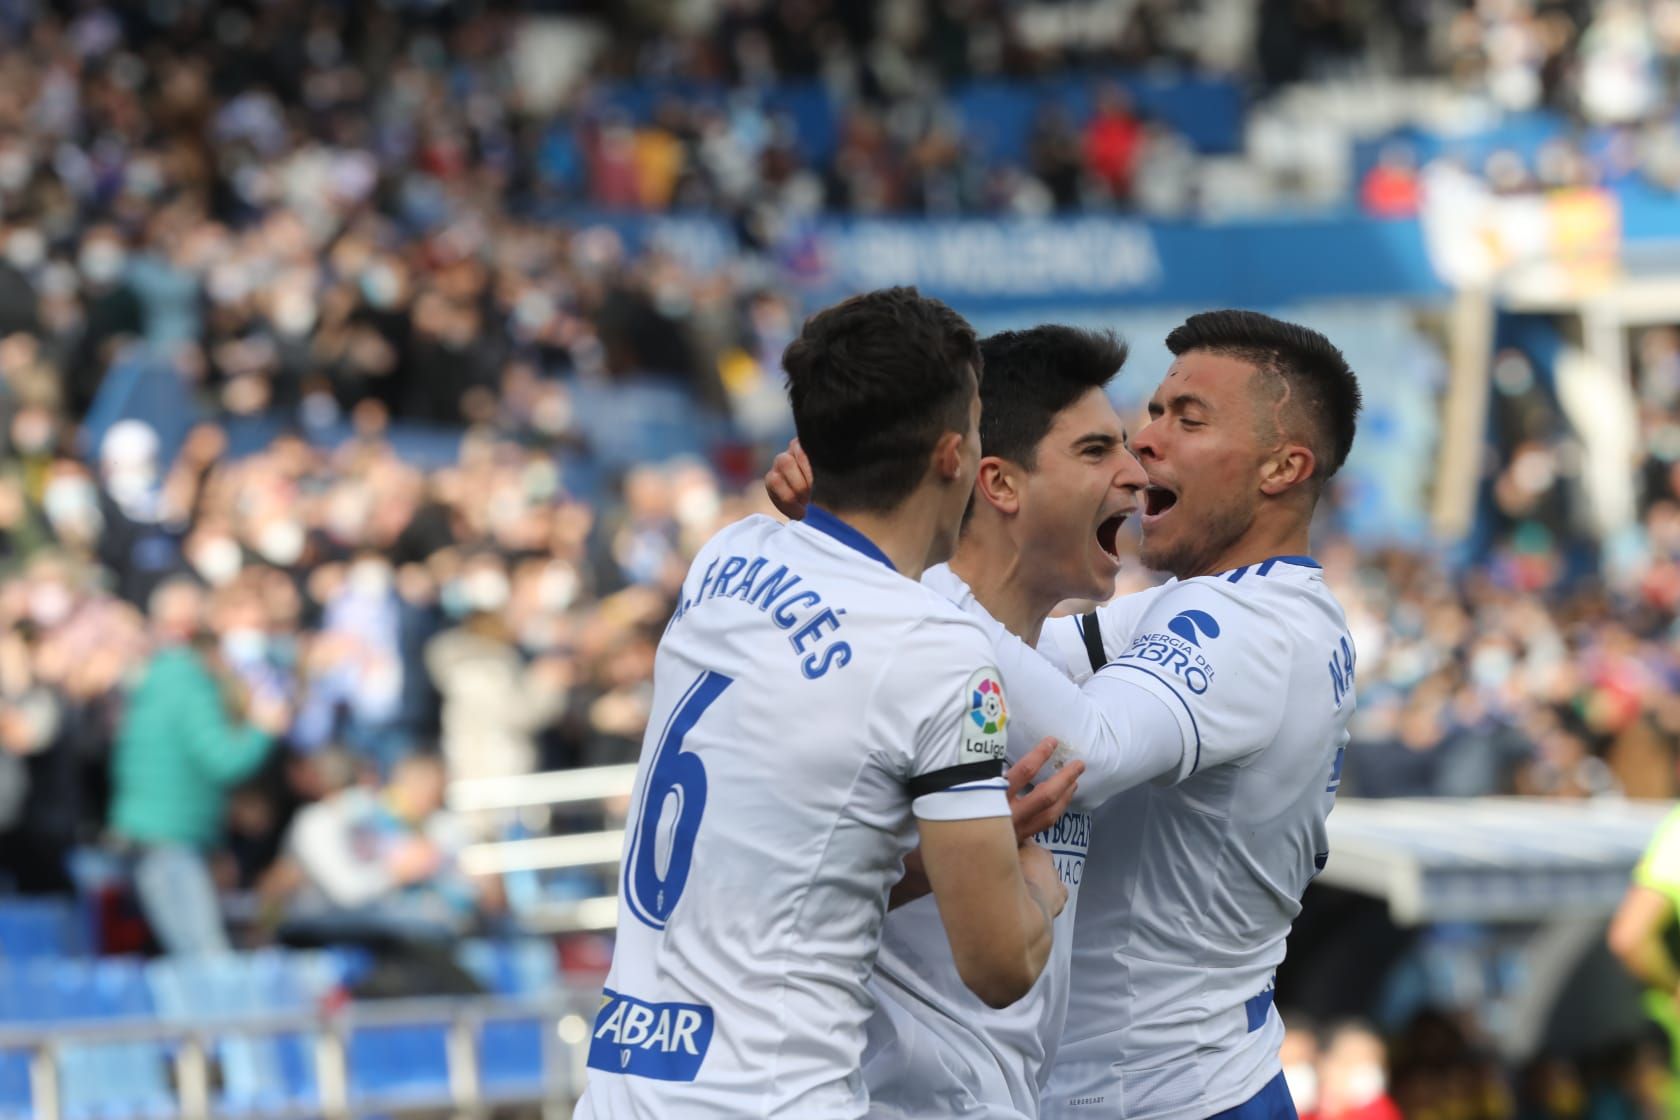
1131, 350, 1269, 579
1015, 387, 1146, 602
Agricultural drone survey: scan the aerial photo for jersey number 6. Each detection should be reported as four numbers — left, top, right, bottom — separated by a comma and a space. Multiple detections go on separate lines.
625, 671, 734, 930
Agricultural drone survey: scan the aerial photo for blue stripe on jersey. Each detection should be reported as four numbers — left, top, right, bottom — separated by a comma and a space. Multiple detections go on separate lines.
1111, 661, 1203, 774
1244, 985, 1275, 1032
801, 505, 896, 571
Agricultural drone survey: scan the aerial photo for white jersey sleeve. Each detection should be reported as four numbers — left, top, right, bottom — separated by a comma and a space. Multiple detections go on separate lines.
1094, 578, 1290, 782
1038, 586, 1171, 683
980, 615, 1184, 809
875, 615, 1012, 822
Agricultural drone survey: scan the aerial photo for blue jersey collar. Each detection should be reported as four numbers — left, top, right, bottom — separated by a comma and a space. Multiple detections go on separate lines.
1219, 554, 1321, 583
801, 505, 897, 572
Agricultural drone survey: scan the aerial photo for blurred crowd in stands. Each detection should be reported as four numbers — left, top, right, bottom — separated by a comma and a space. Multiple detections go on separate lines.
1278, 1012, 1673, 1120
0, 0, 1673, 943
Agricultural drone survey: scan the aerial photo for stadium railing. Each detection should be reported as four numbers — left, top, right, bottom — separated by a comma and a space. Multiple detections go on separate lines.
0, 989, 600, 1120
449, 765, 638, 934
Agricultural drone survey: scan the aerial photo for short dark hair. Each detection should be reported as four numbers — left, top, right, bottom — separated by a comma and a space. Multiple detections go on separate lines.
978, 326, 1129, 467
1164, 310, 1362, 484
782, 287, 981, 512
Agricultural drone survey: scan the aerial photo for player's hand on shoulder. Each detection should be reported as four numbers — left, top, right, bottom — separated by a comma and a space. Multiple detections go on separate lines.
1007, 737, 1083, 844
1018, 842, 1068, 920
765, 438, 813, 521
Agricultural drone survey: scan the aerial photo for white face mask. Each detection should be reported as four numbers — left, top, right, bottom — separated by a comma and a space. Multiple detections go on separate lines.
348, 560, 392, 600
79, 241, 127, 286
1283, 1063, 1319, 1112
536, 564, 579, 612
256, 520, 306, 566
1343, 1062, 1386, 1106
192, 537, 244, 587
220, 628, 268, 665
42, 477, 100, 534
28, 583, 73, 627
5, 228, 45, 271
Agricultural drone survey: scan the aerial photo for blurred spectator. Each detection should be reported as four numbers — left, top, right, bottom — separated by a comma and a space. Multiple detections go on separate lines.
1361, 144, 1422, 219
1318, 1023, 1403, 1120
424, 557, 569, 789
1083, 85, 1145, 206
1281, 1017, 1324, 1119
275, 752, 491, 944
108, 577, 288, 953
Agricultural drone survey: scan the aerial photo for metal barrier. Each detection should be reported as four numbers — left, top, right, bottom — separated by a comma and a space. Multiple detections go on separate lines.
451, 766, 638, 934
0, 989, 602, 1120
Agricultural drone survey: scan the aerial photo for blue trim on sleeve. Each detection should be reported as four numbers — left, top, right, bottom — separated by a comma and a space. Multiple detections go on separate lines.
1226, 566, 1249, 583
1109, 661, 1203, 774
801, 505, 897, 571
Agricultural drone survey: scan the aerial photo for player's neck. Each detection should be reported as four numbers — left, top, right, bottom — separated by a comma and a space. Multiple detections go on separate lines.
823, 503, 944, 582
1183, 516, 1312, 580
947, 534, 1056, 647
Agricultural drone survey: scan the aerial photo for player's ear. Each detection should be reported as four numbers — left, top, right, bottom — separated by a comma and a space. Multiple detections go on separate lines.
973, 457, 1020, 516
931, 429, 966, 482
1259, 442, 1316, 497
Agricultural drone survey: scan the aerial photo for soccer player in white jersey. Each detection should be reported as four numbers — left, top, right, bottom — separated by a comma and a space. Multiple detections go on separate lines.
770, 325, 1152, 1118
770, 311, 1363, 1120
574, 287, 1068, 1120
986, 310, 1365, 1120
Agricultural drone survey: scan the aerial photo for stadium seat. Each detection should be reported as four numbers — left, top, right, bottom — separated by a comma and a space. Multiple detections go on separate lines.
455, 939, 558, 1094
346, 1022, 450, 1107
0, 958, 173, 1120
147, 949, 354, 1114
0, 899, 89, 963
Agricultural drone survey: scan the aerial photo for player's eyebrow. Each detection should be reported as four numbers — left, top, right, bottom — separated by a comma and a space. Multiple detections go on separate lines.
1071, 432, 1121, 452
1148, 392, 1213, 415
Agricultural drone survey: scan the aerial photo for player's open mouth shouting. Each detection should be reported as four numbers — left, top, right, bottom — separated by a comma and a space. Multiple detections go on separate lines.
1094, 495, 1134, 569
1140, 478, 1179, 527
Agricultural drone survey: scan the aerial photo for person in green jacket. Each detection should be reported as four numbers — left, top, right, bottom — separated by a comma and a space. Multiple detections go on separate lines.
110, 577, 289, 954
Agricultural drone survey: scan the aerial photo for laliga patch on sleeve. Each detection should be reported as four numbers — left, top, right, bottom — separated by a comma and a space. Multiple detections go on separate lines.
960, 667, 1009, 764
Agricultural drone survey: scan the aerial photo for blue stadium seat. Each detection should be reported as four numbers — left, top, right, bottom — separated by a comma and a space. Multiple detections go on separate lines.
0, 958, 172, 1120
347, 1023, 450, 1106
0, 899, 88, 962
454, 940, 555, 1094
147, 949, 353, 1114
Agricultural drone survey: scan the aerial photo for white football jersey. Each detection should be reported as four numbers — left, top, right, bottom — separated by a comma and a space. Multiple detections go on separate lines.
862, 565, 1091, 1120
1029, 556, 1357, 1120
574, 509, 1013, 1120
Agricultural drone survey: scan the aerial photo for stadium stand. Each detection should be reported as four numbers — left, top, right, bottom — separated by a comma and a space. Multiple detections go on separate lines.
2, 0, 1680, 1116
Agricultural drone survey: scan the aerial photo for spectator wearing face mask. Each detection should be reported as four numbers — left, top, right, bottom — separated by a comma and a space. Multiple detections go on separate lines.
1280, 1019, 1323, 1119
109, 576, 290, 954
425, 557, 570, 792
1318, 1023, 1403, 1120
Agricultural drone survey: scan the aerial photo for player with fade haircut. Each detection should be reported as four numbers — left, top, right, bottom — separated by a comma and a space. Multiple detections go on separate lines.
768, 323, 1152, 1117
981, 310, 1364, 1120
574, 286, 1068, 1120
768, 311, 1361, 1120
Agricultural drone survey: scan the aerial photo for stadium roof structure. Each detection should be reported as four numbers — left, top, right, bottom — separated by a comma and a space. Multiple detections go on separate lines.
1320, 797, 1672, 925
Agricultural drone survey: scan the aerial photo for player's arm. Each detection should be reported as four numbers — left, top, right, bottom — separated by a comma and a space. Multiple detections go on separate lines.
889, 738, 1083, 910
1610, 811, 1680, 992
917, 816, 1063, 1009
884, 624, 1068, 1007
1608, 885, 1680, 992
979, 586, 1288, 808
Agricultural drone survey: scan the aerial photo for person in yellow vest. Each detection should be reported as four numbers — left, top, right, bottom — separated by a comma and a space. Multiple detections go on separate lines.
1608, 805, 1680, 1112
